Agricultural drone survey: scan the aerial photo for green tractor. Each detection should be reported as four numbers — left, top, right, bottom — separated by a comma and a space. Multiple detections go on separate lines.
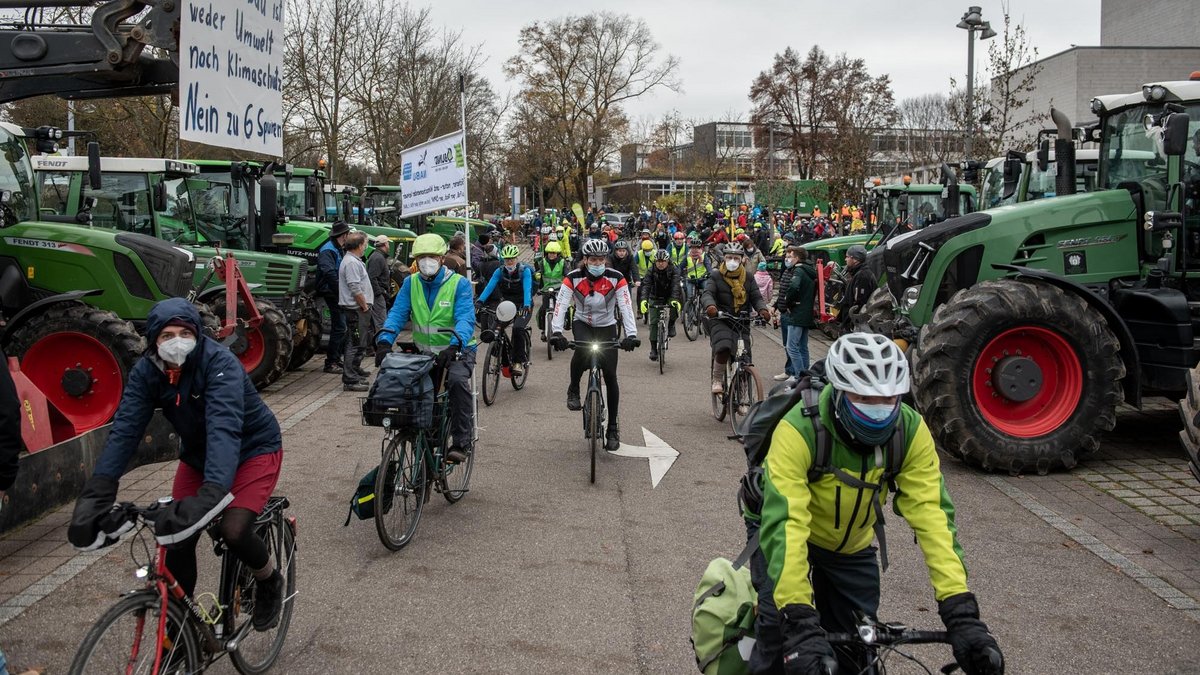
33, 155, 303, 385
0, 125, 194, 436
804, 174, 977, 268
870, 79, 1200, 477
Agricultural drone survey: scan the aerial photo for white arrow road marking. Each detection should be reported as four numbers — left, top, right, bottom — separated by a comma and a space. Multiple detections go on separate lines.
611, 427, 679, 488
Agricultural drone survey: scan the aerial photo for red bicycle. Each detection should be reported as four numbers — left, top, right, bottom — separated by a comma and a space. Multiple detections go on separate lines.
68, 496, 296, 674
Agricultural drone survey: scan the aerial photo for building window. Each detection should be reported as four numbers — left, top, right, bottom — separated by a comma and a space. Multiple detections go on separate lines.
717, 128, 753, 149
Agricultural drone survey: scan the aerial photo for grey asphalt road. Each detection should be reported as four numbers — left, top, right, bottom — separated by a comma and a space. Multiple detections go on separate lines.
2, 325, 1199, 673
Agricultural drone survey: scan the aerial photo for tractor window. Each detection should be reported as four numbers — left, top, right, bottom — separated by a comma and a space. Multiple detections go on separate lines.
156, 177, 199, 244
0, 129, 38, 222
980, 167, 1008, 209
84, 173, 153, 235
278, 184, 305, 217
37, 171, 72, 215
189, 172, 251, 249
1100, 103, 1175, 211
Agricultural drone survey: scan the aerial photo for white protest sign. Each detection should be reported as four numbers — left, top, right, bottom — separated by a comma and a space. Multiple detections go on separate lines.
400, 130, 468, 218
180, 0, 284, 156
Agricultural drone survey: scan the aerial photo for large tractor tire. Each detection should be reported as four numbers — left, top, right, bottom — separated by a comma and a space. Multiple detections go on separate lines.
208, 297, 292, 390
862, 288, 895, 335
1177, 366, 1200, 484
7, 304, 144, 434
911, 279, 1124, 474
286, 300, 322, 371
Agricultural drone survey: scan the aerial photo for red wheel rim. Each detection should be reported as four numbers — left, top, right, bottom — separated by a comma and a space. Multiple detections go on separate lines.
22, 332, 124, 433
238, 327, 266, 372
971, 326, 1082, 438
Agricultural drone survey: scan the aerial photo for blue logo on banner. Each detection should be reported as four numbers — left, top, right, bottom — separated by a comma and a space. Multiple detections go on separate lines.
402, 162, 412, 180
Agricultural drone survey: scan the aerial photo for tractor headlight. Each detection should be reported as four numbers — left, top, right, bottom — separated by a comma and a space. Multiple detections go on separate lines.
1143, 84, 1168, 102
902, 285, 922, 312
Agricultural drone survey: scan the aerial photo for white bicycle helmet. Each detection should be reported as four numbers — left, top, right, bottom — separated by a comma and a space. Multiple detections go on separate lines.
825, 333, 910, 397
580, 238, 610, 257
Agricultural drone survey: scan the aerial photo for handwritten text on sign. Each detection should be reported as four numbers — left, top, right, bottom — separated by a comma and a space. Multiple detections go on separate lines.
180, 0, 284, 156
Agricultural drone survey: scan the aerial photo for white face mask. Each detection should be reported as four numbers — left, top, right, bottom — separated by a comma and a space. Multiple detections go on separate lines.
504, 263, 517, 272
158, 336, 197, 365
418, 258, 441, 277
854, 402, 899, 422
724, 259, 741, 271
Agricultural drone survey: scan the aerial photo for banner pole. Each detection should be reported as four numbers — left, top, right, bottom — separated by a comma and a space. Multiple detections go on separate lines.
460, 72, 479, 446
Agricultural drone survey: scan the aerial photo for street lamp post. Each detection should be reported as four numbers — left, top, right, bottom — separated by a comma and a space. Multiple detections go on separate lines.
957, 6, 997, 161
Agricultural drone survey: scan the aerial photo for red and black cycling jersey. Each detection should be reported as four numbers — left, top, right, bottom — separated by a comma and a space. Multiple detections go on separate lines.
551, 267, 638, 335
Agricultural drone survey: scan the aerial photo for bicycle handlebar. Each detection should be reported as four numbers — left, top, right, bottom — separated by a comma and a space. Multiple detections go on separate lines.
566, 340, 623, 350
824, 628, 950, 646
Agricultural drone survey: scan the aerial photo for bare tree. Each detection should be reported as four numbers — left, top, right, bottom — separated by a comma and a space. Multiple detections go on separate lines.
749, 46, 835, 181
823, 57, 897, 203
506, 12, 680, 201
898, 93, 958, 168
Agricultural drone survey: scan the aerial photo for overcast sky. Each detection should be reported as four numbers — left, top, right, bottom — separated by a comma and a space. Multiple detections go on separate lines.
425, 0, 1100, 129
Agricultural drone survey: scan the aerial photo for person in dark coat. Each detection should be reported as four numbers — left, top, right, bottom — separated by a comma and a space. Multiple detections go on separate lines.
780, 246, 817, 375
366, 234, 393, 356
702, 243, 772, 394
839, 245, 878, 330
638, 249, 683, 361
316, 220, 352, 373
68, 298, 286, 632
0, 347, 20, 502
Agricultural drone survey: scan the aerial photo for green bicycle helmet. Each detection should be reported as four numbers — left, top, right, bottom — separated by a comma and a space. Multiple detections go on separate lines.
501, 244, 520, 259
411, 233, 447, 256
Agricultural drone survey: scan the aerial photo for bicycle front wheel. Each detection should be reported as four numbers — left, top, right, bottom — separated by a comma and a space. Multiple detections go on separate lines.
482, 341, 500, 406
375, 434, 427, 551
585, 389, 603, 484
545, 311, 554, 361
729, 366, 764, 435
658, 332, 667, 375
68, 590, 201, 675
227, 516, 297, 674
711, 359, 728, 422
512, 332, 530, 390
683, 302, 698, 341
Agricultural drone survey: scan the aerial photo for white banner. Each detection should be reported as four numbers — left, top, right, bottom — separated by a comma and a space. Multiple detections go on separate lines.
179, 0, 284, 155
401, 130, 468, 217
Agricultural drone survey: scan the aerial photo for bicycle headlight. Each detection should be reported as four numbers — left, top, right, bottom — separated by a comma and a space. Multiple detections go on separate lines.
858, 624, 876, 644
591, 344, 600, 352
901, 285, 922, 312
135, 566, 149, 579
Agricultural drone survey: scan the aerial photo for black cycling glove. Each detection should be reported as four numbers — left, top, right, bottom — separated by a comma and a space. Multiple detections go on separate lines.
149, 482, 232, 548
939, 592, 1004, 675
619, 336, 640, 352
780, 604, 836, 675
435, 344, 460, 369
550, 332, 570, 351
68, 476, 132, 551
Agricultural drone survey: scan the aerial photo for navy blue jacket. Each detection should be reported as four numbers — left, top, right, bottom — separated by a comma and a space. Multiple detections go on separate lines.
93, 298, 282, 490
315, 239, 343, 296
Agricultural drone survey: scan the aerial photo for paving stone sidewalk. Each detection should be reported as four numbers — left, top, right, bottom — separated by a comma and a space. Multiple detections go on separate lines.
0, 361, 345, 623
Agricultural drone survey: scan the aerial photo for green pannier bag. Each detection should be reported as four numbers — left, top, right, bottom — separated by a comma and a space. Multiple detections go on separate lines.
344, 466, 384, 526
691, 533, 759, 674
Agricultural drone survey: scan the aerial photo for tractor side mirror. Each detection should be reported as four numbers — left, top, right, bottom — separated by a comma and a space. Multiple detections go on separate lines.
259, 173, 281, 247
1036, 140, 1050, 172
1163, 112, 1191, 157
897, 193, 909, 219
152, 180, 167, 212
86, 141, 102, 190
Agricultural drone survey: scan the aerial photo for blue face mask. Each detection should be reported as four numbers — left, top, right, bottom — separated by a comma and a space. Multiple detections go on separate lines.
587, 264, 606, 276
835, 391, 900, 447
784, 258, 796, 268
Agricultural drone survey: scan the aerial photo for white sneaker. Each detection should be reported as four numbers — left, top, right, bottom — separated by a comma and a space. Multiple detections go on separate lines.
773, 372, 790, 381
511, 363, 524, 376
711, 379, 724, 394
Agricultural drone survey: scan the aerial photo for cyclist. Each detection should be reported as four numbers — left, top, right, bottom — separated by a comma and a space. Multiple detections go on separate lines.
67, 298, 285, 631
667, 230, 689, 268
535, 241, 568, 336
377, 233, 477, 464
639, 249, 682, 361
610, 239, 639, 289
683, 238, 709, 301
747, 333, 1004, 675
478, 244, 533, 376
549, 238, 639, 451
635, 239, 656, 281
702, 242, 771, 393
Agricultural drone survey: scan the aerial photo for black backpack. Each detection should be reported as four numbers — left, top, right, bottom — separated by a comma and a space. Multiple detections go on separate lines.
737, 362, 906, 569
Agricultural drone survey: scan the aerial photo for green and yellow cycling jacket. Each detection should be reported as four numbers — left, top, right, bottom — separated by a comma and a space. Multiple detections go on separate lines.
759, 385, 968, 609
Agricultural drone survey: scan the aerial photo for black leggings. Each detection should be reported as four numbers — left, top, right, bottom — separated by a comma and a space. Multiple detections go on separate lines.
569, 321, 619, 424
165, 507, 269, 597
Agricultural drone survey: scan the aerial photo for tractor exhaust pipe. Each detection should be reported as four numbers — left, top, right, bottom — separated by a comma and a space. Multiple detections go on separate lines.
1050, 107, 1077, 197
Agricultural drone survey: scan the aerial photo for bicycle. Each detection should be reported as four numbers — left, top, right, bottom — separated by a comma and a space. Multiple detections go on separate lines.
539, 287, 558, 361
363, 339, 474, 551
565, 339, 624, 484
822, 611, 1002, 675
711, 312, 764, 436
478, 302, 530, 406
650, 301, 671, 375
683, 279, 705, 341
69, 496, 297, 675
